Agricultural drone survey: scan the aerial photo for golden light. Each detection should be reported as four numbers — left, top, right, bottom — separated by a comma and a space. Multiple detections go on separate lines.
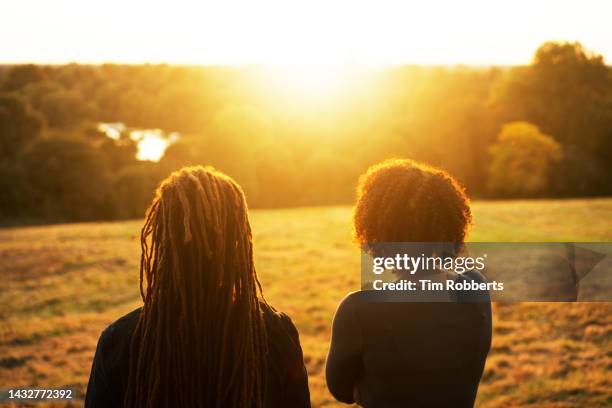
246, 64, 389, 118
255, 64, 352, 103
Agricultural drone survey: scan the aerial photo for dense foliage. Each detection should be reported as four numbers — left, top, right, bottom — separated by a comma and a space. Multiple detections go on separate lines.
487, 122, 562, 196
1, 42, 610, 223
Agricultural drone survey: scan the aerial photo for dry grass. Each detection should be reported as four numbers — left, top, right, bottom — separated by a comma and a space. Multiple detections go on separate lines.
1, 199, 611, 407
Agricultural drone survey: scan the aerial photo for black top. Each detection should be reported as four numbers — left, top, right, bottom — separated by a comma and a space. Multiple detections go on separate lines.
326, 270, 492, 408
86, 303, 310, 407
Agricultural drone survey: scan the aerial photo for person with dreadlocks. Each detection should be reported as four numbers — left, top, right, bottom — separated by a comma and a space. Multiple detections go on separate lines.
85, 166, 310, 408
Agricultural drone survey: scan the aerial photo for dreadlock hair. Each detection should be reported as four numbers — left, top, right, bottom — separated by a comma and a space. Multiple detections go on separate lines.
125, 166, 268, 408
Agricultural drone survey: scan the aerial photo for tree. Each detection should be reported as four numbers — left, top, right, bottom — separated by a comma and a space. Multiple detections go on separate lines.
487, 122, 562, 197
24, 136, 113, 220
1, 64, 47, 92
38, 89, 91, 128
83, 124, 139, 170
490, 42, 612, 189
0, 160, 31, 221
0, 94, 43, 160
158, 136, 202, 172
113, 162, 163, 218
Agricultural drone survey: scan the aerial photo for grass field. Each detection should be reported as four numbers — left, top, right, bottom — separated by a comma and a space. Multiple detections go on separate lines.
1, 199, 611, 407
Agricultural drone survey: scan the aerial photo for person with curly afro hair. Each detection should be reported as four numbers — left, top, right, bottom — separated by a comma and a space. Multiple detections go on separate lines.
353, 158, 471, 248
326, 158, 492, 408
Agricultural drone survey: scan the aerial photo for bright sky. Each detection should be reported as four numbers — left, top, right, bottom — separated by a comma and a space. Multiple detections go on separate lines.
1, 0, 609, 65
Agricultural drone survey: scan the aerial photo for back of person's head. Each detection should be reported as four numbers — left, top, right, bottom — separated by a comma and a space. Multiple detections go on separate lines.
353, 159, 472, 254
126, 166, 267, 408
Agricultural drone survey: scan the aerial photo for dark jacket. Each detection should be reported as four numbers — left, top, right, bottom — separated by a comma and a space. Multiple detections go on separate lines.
86, 303, 310, 407
326, 270, 492, 408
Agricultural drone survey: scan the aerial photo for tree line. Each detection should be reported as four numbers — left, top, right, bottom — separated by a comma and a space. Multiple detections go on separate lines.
1, 41, 611, 224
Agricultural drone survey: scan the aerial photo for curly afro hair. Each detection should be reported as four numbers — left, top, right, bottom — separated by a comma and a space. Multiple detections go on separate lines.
353, 159, 472, 251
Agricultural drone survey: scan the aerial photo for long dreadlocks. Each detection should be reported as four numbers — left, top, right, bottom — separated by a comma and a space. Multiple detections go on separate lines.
125, 166, 267, 408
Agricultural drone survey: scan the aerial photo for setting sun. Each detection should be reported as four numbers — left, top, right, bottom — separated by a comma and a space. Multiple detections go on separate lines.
253, 64, 362, 105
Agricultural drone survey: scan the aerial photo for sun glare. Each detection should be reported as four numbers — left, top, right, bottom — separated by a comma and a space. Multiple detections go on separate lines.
258, 65, 349, 101
250, 64, 382, 111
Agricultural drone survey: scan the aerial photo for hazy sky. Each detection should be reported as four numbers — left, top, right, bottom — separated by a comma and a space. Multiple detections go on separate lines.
1, 0, 609, 65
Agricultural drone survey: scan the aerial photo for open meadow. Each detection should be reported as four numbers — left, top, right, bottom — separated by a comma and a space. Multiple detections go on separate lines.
1, 199, 611, 407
